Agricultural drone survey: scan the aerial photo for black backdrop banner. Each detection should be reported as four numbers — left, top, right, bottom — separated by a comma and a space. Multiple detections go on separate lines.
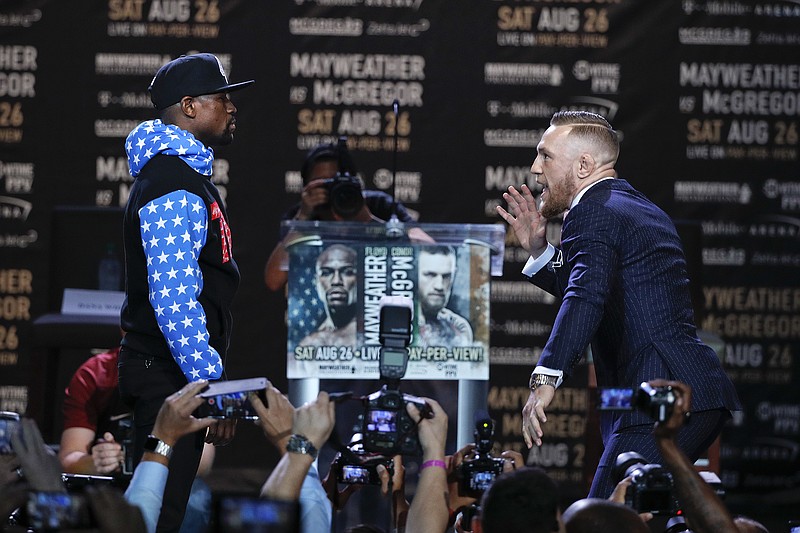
1, 0, 798, 510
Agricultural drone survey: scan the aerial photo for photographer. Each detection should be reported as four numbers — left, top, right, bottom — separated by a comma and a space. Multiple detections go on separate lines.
59, 346, 128, 476
649, 379, 738, 533
264, 139, 414, 292
123, 380, 216, 533
9, 415, 148, 532
323, 452, 409, 532
397, 397, 449, 533
448, 416, 525, 532
258, 390, 336, 507
250, 383, 333, 533
562, 498, 648, 533
469, 466, 563, 533
58, 345, 216, 533
451, 447, 525, 532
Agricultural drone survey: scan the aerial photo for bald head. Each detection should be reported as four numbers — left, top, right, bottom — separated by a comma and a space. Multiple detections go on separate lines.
563, 498, 648, 533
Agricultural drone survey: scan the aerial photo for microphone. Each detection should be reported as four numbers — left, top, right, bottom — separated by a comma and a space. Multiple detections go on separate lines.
385, 98, 405, 239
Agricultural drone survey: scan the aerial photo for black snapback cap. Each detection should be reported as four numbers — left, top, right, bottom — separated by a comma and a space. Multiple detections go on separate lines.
148, 53, 255, 110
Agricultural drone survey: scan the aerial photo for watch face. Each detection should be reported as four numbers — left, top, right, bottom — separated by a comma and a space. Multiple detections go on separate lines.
143, 436, 160, 451
287, 435, 317, 458
144, 436, 171, 458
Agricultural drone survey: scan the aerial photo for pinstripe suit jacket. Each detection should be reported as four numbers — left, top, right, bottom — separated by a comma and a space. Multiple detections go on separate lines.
529, 179, 740, 429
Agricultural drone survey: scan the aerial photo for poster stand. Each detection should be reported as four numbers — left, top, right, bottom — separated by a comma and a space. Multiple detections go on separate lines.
282, 218, 505, 448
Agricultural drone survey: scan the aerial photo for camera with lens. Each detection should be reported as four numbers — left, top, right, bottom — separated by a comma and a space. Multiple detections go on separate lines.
614, 451, 679, 515
322, 137, 364, 219
597, 382, 677, 423
360, 297, 432, 456
334, 439, 394, 485
457, 413, 505, 498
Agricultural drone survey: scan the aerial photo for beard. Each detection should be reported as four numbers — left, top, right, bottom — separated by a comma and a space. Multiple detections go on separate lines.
539, 171, 576, 219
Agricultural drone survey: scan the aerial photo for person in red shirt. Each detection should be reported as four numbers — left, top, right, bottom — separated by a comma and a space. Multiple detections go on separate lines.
59, 347, 129, 475
58, 347, 215, 533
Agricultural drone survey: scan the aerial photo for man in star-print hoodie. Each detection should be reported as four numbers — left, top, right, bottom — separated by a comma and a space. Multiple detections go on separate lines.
118, 53, 253, 532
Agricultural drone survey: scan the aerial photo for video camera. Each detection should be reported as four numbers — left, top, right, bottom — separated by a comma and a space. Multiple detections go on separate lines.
457, 412, 505, 498
597, 382, 677, 423
614, 451, 678, 515
322, 137, 364, 219
334, 435, 395, 485
359, 297, 432, 456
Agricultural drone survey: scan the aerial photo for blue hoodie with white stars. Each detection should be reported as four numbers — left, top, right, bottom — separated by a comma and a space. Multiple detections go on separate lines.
120, 119, 240, 382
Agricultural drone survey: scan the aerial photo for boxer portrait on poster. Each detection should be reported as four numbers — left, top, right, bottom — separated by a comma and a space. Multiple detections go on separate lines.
287, 242, 489, 381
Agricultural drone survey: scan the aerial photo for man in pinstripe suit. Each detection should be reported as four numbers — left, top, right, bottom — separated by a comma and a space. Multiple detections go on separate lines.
497, 111, 740, 498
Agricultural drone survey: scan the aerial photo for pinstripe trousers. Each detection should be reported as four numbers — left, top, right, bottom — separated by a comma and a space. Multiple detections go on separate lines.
588, 408, 731, 499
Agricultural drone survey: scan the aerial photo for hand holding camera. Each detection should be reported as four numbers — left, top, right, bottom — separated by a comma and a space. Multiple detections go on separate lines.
297, 137, 367, 222
293, 391, 336, 452
334, 447, 395, 487
11, 417, 64, 493
359, 299, 435, 456
597, 381, 680, 424
407, 397, 447, 462
151, 380, 216, 451
90, 432, 125, 475
456, 414, 505, 499
649, 379, 692, 439
297, 179, 331, 220
249, 383, 295, 453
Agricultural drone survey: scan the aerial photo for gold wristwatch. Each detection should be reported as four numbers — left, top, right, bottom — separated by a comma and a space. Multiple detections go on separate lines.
529, 372, 558, 391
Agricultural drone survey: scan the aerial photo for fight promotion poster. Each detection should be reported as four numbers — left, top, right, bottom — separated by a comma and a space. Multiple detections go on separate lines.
286, 242, 490, 380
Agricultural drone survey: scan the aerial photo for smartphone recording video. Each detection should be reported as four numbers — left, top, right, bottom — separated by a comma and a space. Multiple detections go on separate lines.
196, 377, 267, 420
597, 387, 636, 410
214, 495, 299, 533
0, 411, 20, 454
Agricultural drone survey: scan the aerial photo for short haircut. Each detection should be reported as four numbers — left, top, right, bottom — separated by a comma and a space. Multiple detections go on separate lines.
562, 498, 649, 533
733, 515, 770, 533
345, 525, 385, 533
420, 244, 456, 260
316, 244, 356, 269
479, 467, 561, 533
550, 110, 619, 164
300, 140, 358, 181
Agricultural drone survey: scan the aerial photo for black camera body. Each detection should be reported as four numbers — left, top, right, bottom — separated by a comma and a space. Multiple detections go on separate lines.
615, 451, 678, 515
335, 448, 395, 485
323, 172, 364, 219
362, 387, 429, 456
321, 137, 364, 219
360, 298, 431, 456
597, 382, 677, 423
457, 415, 505, 498
636, 383, 677, 424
